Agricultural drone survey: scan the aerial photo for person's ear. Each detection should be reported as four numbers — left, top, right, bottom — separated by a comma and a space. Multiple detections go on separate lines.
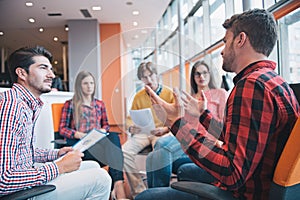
15, 67, 27, 81
237, 32, 247, 47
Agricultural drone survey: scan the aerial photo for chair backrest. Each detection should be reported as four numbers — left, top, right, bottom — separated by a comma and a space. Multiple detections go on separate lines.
51, 103, 67, 148
51, 103, 64, 132
269, 117, 300, 200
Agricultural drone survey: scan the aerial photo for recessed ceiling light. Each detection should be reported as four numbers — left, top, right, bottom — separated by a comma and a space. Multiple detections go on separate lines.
64, 25, 69, 31
133, 21, 138, 26
92, 6, 101, 11
39, 27, 44, 32
132, 10, 139, 15
134, 35, 139, 39
53, 36, 59, 42
0, 31, 4, 36
28, 18, 35, 23
54, 61, 58, 65
25, 2, 33, 7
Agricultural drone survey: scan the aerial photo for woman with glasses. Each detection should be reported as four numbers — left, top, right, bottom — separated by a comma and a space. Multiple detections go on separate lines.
145, 61, 228, 188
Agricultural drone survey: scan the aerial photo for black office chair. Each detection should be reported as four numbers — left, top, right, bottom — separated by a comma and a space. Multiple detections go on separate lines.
0, 185, 56, 200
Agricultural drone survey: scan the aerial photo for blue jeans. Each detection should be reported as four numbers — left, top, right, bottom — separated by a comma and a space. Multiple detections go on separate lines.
146, 135, 192, 188
136, 163, 217, 200
135, 187, 200, 200
177, 163, 216, 183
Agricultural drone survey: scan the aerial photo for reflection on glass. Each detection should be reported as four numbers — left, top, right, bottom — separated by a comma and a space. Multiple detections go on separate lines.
210, 2, 225, 44
286, 9, 300, 83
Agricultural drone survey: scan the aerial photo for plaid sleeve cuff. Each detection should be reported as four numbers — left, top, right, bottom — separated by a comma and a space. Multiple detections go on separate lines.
199, 109, 211, 123
170, 118, 187, 136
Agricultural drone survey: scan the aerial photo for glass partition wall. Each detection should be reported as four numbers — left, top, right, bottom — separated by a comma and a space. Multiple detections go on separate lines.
129, 0, 300, 94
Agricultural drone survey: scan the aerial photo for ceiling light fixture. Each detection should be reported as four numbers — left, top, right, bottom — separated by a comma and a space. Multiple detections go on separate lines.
132, 10, 139, 15
25, 2, 33, 7
133, 21, 138, 26
28, 18, 35, 23
39, 27, 44, 32
53, 36, 59, 42
0, 31, 4, 36
92, 6, 101, 11
64, 25, 69, 31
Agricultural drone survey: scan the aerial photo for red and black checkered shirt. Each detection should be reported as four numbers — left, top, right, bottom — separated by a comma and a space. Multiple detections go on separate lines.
59, 99, 110, 139
172, 60, 299, 199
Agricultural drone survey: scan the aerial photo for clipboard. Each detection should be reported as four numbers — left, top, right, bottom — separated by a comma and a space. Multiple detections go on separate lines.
72, 129, 109, 152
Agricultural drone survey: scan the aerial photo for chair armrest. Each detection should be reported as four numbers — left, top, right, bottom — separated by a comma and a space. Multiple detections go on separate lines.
171, 181, 236, 200
0, 185, 56, 200
51, 139, 67, 145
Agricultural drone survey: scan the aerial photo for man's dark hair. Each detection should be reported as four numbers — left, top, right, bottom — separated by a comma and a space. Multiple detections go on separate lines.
7, 46, 53, 83
137, 62, 158, 80
222, 8, 277, 56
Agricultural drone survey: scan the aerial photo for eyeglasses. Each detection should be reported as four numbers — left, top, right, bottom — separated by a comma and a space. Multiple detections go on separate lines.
194, 71, 209, 78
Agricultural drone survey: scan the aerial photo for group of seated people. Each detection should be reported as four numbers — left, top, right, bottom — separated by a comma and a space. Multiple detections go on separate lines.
0, 8, 299, 200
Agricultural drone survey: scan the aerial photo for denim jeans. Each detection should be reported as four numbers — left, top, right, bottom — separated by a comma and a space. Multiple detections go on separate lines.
135, 187, 200, 200
146, 135, 192, 188
136, 162, 217, 200
177, 163, 216, 183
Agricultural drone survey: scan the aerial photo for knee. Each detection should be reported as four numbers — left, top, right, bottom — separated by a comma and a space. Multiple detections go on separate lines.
177, 164, 188, 178
97, 168, 112, 188
154, 137, 170, 149
146, 152, 154, 167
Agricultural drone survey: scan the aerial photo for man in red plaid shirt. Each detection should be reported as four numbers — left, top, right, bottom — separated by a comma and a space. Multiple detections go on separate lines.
136, 8, 299, 200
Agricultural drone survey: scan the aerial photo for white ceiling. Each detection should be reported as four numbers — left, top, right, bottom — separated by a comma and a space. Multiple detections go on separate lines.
0, 0, 171, 70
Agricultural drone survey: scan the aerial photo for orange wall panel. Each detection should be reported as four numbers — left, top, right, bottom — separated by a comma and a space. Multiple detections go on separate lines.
100, 23, 123, 125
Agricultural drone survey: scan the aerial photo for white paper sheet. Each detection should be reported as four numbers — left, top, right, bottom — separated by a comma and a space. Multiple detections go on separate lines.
72, 129, 108, 152
129, 108, 155, 134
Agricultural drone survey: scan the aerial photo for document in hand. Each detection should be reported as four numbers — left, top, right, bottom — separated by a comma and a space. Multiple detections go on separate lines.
129, 108, 155, 134
72, 129, 109, 152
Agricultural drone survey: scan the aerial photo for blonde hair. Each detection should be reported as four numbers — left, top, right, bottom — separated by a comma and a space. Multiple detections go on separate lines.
72, 71, 96, 128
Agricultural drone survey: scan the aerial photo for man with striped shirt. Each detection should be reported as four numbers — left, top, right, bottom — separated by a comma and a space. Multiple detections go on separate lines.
0, 46, 111, 199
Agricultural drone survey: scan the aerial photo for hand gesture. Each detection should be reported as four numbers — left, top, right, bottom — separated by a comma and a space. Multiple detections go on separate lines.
145, 85, 184, 126
181, 90, 207, 118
